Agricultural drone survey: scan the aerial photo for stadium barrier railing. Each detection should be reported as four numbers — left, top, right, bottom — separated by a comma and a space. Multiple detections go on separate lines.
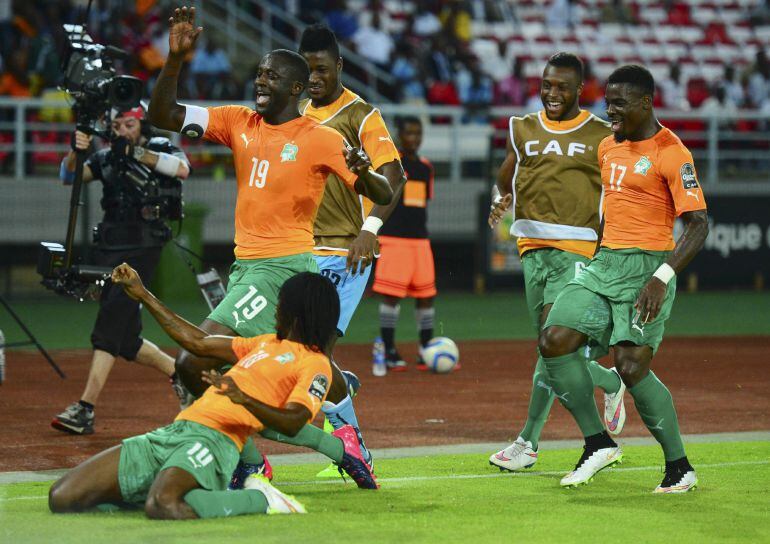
1, 98, 769, 185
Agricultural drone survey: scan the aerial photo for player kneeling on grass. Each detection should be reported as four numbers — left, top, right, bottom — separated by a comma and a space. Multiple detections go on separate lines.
49, 267, 377, 520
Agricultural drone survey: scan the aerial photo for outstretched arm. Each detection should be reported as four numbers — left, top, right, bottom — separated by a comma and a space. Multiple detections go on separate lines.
111, 264, 237, 363
202, 372, 311, 436
148, 6, 202, 132
635, 209, 709, 322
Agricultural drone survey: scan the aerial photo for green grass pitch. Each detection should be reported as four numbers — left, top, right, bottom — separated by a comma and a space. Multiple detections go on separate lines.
2, 441, 768, 543
2, 291, 769, 349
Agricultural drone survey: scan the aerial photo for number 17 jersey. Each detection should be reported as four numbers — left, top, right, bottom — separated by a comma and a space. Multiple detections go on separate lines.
202, 106, 358, 260
599, 126, 707, 252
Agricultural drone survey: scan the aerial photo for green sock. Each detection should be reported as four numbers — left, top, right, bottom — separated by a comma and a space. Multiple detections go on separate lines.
543, 350, 605, 437
587, 360, 622, 394
239, 437, 264, 465
628, 371, 686, 461
260, 424, 344, 463
184, 489, 268, 518
519, 356, 555, 450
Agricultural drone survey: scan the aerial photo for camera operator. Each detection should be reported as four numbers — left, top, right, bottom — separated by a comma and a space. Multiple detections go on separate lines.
51, 105, 192, 436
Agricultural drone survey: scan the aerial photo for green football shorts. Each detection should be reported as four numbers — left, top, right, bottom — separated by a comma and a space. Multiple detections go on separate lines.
522, 248, 591, 333
544, 248, 676, 356
118, 420, 240, 505
208, 253, 318, 337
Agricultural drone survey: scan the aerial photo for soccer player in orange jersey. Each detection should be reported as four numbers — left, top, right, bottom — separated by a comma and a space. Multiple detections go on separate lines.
146, 6, 391, 487
538, 65, 709, 493
49, 267, 377, 520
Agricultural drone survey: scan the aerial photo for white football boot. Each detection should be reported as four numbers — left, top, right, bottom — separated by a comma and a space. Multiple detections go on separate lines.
654, 468, 698, 493
489, 436, 538, 471
560, 446, 623, 487
603, 368, 627, 436
244, 475, 307, 514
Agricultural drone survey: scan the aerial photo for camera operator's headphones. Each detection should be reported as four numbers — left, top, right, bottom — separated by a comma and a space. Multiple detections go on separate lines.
111, 102, 154, 138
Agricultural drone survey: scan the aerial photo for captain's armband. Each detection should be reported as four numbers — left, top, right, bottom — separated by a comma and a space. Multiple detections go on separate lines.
180, 104, 209, 139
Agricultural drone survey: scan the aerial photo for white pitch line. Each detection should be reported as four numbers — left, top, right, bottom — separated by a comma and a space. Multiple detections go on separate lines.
2, 430, 768, 485
2, 459, 767, 502
279, 459, 770, 487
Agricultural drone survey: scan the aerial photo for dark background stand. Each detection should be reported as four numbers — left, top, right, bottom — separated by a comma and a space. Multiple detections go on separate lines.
0, 294, 66, 379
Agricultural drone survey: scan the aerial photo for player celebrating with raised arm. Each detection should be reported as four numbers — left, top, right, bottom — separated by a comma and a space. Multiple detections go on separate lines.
488, 53, 625, 472
539, 65, 708, 492
49, 267, 376, 520
147, 6, 391, 487
298, 25, 406, 473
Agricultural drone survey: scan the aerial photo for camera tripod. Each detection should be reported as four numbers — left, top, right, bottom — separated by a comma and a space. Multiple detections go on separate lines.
0, 293, 66, 382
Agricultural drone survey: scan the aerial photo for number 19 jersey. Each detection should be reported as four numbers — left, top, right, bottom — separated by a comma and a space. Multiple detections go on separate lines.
202, 106, 358, 260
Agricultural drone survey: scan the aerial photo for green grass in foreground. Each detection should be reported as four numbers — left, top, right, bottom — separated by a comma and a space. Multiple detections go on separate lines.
1, 441, 769, 544
2, 291, 769, 350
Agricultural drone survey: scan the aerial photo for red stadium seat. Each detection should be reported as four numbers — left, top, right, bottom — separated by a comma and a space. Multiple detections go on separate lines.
687, 77, 711, 108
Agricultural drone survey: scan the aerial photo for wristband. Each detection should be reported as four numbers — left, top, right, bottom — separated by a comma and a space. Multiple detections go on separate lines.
361, 216, 383, 235
155, 152, 183, 177
652, 263, 676, 285
491, 185, 502, 204
60, 158, 75, 185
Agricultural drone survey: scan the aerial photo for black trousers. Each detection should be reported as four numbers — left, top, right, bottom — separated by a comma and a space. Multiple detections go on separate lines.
90, 247, 162, 360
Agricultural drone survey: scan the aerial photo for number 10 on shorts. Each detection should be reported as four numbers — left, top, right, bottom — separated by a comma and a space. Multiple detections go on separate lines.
232, 285, 267, 327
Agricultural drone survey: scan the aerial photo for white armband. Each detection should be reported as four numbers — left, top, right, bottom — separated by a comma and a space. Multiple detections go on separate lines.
361, 216, 383, 235
155, 152, 183, 177
180, 104, 209, 139
652, 263, 676, 285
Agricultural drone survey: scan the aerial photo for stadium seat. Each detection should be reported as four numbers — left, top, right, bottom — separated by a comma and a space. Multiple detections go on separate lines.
700, 62, 724, 82
691, 7, 718, 26
687, 77, 711, 108
753, 26, 770, 42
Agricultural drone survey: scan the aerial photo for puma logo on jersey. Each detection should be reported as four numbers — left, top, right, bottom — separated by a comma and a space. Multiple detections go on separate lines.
524, 140, 587, 157
232, 311, 245, 328
378, 136, 391, 142
686, 190, 700, 201
240, 133, 254, 148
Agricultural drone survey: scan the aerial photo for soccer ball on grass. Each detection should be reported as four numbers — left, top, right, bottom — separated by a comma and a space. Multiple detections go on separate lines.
420, 337, 459, 374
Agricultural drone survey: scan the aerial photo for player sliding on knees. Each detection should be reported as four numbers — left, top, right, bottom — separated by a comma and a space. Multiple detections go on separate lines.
49, 269, 377, 521
147, 6, 392, 486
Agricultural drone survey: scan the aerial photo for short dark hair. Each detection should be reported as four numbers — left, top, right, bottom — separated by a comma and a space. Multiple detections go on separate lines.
397, 115, 422, 132
298, 24, 340, 59
547, 52, 584, 80
267, 49, 310, 86
276, 272, 340, 353
608, 64, 655, 97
